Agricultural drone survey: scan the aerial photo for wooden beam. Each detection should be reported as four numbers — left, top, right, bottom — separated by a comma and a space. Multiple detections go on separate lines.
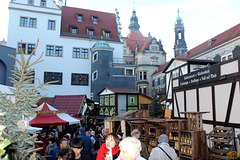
211, 86, 216, 128
224, 81, 236, 126
196, 88, 200, 112
184, 90, 187, 119
174, 93, 180, 118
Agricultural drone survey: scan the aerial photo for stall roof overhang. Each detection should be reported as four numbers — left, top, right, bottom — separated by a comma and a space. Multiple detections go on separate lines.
98, 87, 139, 95
163, 58, 219, 73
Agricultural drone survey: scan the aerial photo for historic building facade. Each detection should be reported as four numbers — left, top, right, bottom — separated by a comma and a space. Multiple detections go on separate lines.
7, 0, 124, 98
123, 10, 166, 97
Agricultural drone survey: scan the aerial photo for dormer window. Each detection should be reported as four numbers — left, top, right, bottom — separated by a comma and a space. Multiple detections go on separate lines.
103, 30, 111, 38
88, 28, 95, 36
77, 14, 83, 22
92, 16, 98, 24
70, 26, 78, 34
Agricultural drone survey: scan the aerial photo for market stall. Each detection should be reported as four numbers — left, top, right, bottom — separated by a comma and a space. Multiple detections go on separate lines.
29, 102, 81, 127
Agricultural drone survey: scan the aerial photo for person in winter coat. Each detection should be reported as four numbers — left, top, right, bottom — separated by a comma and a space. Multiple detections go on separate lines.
116, 137, 145, 160
149, 134, 178, 160
96, 133, 120, 160
131, 129, 149, 159
45, 138, 57, 156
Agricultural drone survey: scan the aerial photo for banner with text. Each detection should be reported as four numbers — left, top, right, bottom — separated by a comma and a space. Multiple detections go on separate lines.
179, 64, 220, 88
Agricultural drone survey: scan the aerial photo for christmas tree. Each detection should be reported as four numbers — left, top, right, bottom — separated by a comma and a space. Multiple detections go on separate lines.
0, 39, 51, 159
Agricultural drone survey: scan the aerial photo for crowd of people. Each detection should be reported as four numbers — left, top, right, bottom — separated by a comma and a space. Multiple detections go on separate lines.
37, 121, 178, 160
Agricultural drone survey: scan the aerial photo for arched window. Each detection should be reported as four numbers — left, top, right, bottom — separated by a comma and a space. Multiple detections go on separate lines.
0, 60, 7, 85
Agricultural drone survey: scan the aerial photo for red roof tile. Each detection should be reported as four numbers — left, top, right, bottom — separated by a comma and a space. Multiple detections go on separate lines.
178, 23, 240, 59
124, 30, 148, 53
61, 6, 120, 42
52, 95, 86, 114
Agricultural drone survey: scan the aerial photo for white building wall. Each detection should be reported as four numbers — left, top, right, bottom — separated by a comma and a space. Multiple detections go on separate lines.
7, 0, 123, 97
194, 37, 240, 61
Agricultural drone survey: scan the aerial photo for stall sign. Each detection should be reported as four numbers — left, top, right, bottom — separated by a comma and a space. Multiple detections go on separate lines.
179, 64, 220, 88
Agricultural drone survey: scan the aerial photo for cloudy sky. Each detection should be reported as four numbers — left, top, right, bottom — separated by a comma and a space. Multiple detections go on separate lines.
0, 0, 240, 60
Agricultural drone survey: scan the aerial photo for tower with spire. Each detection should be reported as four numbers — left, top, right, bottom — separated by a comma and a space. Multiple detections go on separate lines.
174, 9, 187, 57
128, 10, 140, 32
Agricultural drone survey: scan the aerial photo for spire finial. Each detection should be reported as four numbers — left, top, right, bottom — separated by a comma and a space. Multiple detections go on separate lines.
178, 8, 179, 16
133, 0, 135, 10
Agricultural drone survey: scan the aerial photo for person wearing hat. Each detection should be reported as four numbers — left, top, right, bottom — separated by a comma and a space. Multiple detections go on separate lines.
149, 134, 178, 160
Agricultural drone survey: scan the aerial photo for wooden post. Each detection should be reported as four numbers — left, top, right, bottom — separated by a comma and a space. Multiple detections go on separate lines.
121, 120, 126, 139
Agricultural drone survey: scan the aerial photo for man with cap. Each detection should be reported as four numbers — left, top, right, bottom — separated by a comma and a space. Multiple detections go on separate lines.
149, 134, 178, 160
77, 127, 93, 159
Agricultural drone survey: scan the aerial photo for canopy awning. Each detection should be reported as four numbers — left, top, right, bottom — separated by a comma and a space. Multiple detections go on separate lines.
29, 102, 80, 127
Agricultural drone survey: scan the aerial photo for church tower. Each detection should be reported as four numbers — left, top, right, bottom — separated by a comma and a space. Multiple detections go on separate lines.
128, 10, 140, 32
174, 9, 187, 57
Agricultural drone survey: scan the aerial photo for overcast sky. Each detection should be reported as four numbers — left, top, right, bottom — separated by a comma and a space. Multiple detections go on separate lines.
0, 0, 240, 60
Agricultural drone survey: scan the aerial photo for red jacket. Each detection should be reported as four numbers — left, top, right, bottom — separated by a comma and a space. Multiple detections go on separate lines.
96, 143, 120, 160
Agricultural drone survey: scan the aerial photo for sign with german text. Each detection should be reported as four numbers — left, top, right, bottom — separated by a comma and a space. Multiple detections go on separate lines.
179, 64, 220, 88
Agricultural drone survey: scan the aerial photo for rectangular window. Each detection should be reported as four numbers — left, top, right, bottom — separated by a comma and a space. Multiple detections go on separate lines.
71, 73, 89, 86
105, 32, 110, 38
48, 20, 55, 30
73, 48, 80, 58
139, 71, 147, 80
88, 30, 94, 36
93, 17, 98, 24
28, 0, 34, 5
55, 46, 62, 57
20, 17, 28, 27
228, 55, 232, 60
126, 69, 133, 76
77, 15, 82, 22
46, 45, 54, 56
18, 43, 26, 54
41, 0, 46, 6
157, 78, 160, 85
81, 49, 88, 59
29, 18, 37, 28
44, 72, 62, 85
28, 44, 35, 54
72, 28, 77, 34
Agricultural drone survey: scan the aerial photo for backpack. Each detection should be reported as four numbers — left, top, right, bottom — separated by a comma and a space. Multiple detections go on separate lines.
94, 134, 100, 150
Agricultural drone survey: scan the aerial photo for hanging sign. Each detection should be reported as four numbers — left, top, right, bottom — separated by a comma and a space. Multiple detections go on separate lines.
179, 64, 220, 88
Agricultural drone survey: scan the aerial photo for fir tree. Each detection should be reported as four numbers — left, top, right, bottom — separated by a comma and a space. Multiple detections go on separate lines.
0, 39, 51, 159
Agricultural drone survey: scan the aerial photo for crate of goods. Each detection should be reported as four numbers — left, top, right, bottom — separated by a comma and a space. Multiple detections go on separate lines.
179, 131, 206, 159
210, 143, 234, 160
209, 127, 234, 143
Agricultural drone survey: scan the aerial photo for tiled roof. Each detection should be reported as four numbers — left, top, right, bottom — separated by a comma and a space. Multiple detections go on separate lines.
52, 95, 86, 114
152, 62, 169, 75
61, 6, 120, 42
124, 30, 149, 53
178, 23, 240, 59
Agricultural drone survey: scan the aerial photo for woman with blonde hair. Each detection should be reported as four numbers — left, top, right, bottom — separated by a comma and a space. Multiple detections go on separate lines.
116, 137, 145, 160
